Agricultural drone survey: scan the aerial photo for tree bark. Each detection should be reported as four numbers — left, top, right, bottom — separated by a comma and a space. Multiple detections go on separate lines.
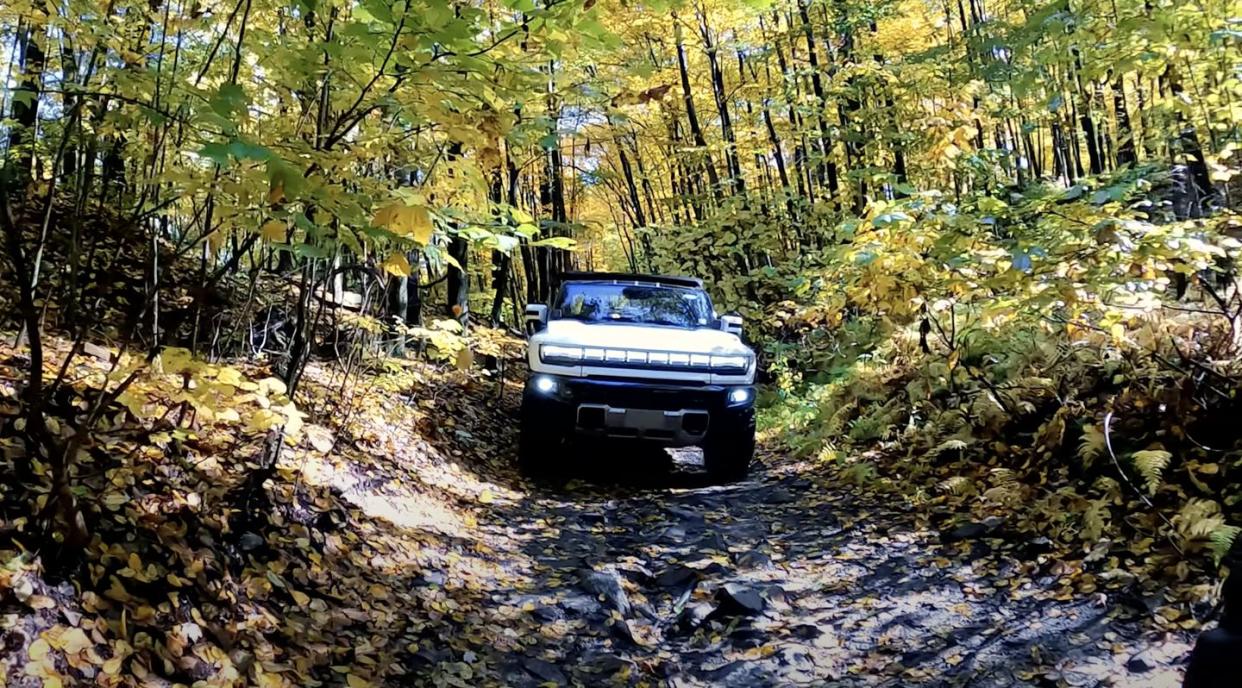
699, 9, 744, 196
10, 21, 46, 185
794, 0, 841, 206
674, 15, 723, 201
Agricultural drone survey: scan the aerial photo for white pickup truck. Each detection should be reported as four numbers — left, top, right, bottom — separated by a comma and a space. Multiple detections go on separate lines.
521, 272, 757, 481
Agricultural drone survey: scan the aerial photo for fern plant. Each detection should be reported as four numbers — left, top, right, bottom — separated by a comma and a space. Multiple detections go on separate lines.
1172, 499, 1234, 559
1209, 525, 1240, 565
840, 461, 878, 486
933, 438, 970, 455
937, 475, 975, 496
1130, 449, 1172, 494
1077, 424, 1105, 468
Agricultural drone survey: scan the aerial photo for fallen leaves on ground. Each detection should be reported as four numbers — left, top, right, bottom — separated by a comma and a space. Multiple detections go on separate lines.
0, 339, 1203, 687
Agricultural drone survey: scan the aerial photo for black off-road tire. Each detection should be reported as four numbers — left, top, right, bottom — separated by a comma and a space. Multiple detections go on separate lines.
518, 398, 566, 478
703, 416, 756, 483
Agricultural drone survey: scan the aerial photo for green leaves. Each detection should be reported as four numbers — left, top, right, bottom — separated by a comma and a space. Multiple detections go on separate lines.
198, 138, 273, 167
265, 158, 303, 203
209, 83, 248, 119
198, 142, 231, 166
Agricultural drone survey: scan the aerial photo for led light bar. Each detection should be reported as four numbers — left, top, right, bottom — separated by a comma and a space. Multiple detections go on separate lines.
540, 344, 752, 373
710, 355, 750, 372
540, 344, 584, 364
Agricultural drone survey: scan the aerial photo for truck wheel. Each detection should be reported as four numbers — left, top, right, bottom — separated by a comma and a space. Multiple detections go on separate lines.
518, 397, 565, 478
703, 418, 755, 483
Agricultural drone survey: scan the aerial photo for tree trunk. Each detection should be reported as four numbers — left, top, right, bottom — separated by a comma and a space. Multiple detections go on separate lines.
444, 142, 471, 322
1111, 78, 1137, 167
795, 0, 841, 206
699, 10, 744, 196
10, 21, 46, 185
674, 15, 723, 201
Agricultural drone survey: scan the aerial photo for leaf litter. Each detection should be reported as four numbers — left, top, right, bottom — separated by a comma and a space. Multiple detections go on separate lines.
0, 340, 1199, 687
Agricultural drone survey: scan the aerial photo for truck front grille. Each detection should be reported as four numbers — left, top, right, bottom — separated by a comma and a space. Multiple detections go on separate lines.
566, 382, 718, 411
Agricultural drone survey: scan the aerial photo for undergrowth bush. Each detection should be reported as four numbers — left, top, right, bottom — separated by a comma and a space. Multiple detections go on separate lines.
757, 170, 1242, 602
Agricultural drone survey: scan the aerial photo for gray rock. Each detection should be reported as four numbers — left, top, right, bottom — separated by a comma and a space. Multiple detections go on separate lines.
699, 530, 729, 551
735, 550, 773, 569
673, 602, 714, 635
729, 623, 767, 649
523, 657, 567, 684
610, 618, 636, 646
578, 652, 632, 676
558, 593, 600, 618
1126, 650, 1157, 673
239, 532, 264, 551
659, 525, 688, 543
778, 646, 815, 669
618, 562, 655, 585
791, 623, 822, 640
767, 487, 797, 504
762, 584, 791, 610
698, 661, 771, 688
712, 583, 766, 618
941, 517, 1004, 543
532, 605, 563, 622
580, 569, 631, 617
656, 565, 701, 589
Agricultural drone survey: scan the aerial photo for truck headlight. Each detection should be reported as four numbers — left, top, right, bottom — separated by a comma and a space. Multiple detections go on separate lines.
533, 375, 558, 394
711, 355, 751, 373
540, 344, 583, 364
727, 387, 754, 405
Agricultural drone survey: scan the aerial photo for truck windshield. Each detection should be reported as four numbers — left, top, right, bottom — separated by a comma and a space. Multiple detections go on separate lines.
553, 283, 713, 329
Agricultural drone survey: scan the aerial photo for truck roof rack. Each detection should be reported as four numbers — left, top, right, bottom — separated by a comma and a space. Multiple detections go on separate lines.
557, 271, 704, 289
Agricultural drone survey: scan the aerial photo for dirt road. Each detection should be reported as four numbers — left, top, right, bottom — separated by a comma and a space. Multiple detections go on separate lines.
338, 384, 1193, 687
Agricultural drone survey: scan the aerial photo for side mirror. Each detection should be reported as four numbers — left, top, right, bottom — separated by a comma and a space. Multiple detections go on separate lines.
524, 304, 548, 334
720, 314, 743, 336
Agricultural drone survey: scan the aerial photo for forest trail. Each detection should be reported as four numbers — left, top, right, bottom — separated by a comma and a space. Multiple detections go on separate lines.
330, 378, 1194, 688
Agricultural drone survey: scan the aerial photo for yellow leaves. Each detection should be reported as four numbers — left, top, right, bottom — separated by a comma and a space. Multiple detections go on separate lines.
29, 638, 51, 661
258, 377, 288, 397
454, 346, 474, 371
53, 627, 93, 655
25, 625, 103, 685
346, 675, 373, 688
291, 590, 311, 606
1109, 322, 1128, 344
246, 408, 286, 434
101, 655, 125, 676
216, 366, 244, 387
381, 252, 412, 277
373, 203, 435, 244
260, 219, 288, 242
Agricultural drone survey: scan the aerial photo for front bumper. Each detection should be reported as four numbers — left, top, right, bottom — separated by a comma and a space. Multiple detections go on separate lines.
522, 375, 755, 446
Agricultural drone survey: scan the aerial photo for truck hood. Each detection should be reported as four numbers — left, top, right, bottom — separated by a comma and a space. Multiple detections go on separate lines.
539, 320, 751, 355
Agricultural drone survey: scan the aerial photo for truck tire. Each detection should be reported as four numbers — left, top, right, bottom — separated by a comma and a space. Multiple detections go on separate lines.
703, 415, 755, 483
518, 397, 566, 478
